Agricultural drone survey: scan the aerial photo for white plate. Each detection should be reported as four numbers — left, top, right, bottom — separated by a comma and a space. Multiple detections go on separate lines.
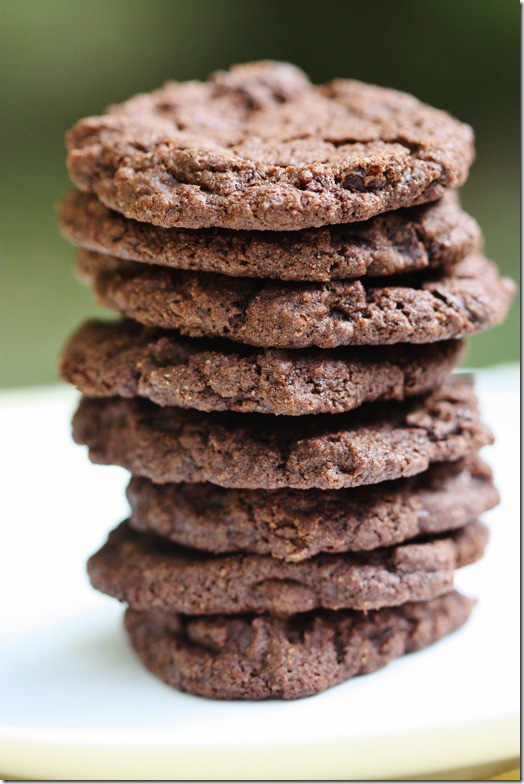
0, 368, 519, 780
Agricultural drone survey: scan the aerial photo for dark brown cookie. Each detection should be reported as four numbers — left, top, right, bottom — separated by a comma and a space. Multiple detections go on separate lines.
60, 319, 464, 415
88, 519, 487, 615
58, 190, 481, 281
72, 378, 493, 489
127, 458, 498, 560
66, 62, 474, 231
77, 252, 514, 349
124, 591, 475, 699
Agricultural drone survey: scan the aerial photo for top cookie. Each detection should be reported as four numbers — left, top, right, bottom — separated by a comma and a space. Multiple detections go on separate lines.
66, 61, 474, 231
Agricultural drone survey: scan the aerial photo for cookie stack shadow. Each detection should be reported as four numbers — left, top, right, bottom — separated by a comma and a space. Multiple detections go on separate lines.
58, 62, 514, 700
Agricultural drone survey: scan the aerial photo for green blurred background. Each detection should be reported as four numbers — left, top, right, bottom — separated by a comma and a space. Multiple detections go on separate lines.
1, 0, 519, 388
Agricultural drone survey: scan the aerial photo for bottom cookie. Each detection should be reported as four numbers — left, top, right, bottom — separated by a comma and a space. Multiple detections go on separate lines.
124, 591, 474, 700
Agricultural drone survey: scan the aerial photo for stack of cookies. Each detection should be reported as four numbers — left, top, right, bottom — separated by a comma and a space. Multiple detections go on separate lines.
59, 62, 514, 700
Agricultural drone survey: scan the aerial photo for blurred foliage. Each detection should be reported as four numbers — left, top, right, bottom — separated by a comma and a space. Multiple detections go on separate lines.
1, 0, 519, 387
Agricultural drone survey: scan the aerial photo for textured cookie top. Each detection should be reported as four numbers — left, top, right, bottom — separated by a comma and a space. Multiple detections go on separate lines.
127, 458, 498, 560
88, 519, 487, 615
66, 61, 474, 231
58, 189, 481, 281
60, 319, 464, 415
72, 378, 493, 489
78, 251, 515, 349
125, 591, 474, 699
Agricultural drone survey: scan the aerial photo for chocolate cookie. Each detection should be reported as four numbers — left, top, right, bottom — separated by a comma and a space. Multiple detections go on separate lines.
66, 61, 474, 231
58, 190, 481, 281
60, 319, 464, 415
124, 591, 475, 699
88, 519, 486, 615
72, 378, 493, 489
127, 458, 498, 560
77, 252, 514, 349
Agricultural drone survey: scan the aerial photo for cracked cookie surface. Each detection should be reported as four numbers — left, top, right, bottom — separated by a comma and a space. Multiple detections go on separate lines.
58, 189, 481, 281
124, 591, 475, 699
66, 61, 474, 231
77, 252, 514, 349
88, 519, 487, 615
127, 458, 498, 560
72, 378, 493, 489
60, 319, 464, 415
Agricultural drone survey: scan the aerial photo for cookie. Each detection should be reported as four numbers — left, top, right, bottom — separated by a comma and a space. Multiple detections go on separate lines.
60, 319, 464, 415
76, 252, 514, 349
58, 189, 481, 281
124, 591, 475, 699
66, 61, 474, 231
88, 519, 487, 615
127, 458, 498, 560
72, 378, 493, 489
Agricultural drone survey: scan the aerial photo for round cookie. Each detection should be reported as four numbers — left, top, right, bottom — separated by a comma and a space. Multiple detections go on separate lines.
124, 591, 475, 700
66, 61, 474, 231
72, 378, 493, 489
127, 458, 498, 560
77, 252, 515, 349
60, 319, 465, 416
88, 519, 487, 615
58, 189, 481, 281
